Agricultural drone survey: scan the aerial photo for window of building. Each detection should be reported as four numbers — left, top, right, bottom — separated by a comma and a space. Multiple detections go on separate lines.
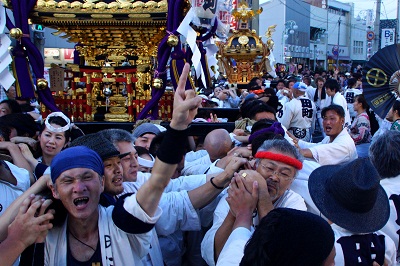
353, 40, 364, 54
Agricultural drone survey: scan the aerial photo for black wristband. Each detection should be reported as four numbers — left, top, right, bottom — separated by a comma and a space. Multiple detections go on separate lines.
156, 125, 189, 164
210, 177, 224, 189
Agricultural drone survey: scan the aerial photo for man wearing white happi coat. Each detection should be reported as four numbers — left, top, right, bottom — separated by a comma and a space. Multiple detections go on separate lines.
279, 82, 316, 142
201, 139, 307, 266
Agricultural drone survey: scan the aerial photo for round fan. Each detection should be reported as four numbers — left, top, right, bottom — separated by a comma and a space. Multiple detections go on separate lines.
362, 44, 400, 119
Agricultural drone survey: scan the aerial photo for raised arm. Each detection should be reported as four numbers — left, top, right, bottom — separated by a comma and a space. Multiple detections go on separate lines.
286, 131, 315, 160
136, 63, 202, 216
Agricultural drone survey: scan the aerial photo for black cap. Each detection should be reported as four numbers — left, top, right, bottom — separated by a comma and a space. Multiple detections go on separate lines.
70, 133, 129, 161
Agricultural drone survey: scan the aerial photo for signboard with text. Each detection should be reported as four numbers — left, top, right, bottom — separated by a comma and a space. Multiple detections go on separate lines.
230, 0, 238, 30
381, 28, 395, 49
63, 49, 74, 60
302, 0, 327, 8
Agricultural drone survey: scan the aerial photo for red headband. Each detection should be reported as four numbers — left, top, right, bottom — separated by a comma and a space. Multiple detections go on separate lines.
252, 89, 265, 94
255, 151, 303, 170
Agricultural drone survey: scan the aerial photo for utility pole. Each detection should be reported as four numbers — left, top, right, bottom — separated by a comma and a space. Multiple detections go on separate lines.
374, 0, 381, 53
336, 17, 341, 68
397, 0, 400, 43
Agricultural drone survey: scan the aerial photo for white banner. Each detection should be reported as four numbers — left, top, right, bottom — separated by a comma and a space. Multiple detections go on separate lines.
381, 28, 395, 49
0, 5, 15, 90
366, 9, 374, 28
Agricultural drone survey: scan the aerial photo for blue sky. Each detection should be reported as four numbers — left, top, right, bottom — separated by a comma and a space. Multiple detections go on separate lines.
337, 0, 398, 19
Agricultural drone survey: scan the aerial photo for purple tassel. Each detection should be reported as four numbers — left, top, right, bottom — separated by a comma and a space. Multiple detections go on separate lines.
138, 0, 186, 119
12, 47, 35, 98
7, 0, 59, 111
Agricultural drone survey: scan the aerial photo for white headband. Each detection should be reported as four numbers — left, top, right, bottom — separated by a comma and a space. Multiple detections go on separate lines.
137, 154, 155, 168
45, 112, 71, 133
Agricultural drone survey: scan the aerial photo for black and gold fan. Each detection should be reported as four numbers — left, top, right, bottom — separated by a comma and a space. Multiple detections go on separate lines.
362, 44, 400, 118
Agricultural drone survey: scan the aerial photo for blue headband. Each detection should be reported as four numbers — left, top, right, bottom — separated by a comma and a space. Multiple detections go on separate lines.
51, 146, 104, 183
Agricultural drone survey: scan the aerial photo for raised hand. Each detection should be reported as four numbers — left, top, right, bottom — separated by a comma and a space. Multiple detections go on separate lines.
238, 169, 273, 219
18, 143, 36, 164
226, 175, 258, 229
170, 63, 202, 130
7, 195, 54, 248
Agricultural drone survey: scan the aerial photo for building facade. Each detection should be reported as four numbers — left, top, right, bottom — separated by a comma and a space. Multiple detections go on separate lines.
259, 0, 369, 73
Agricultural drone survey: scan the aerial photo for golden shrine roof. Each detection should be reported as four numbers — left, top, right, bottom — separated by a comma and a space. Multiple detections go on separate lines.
3, 0, 167, 26
1, 0, 170, 54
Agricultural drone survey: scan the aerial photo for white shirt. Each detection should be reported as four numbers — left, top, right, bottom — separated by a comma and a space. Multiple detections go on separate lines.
305, 85, 315, 101
298, 128, 358, 165
332, 224, 397, 266
289, 160, 321, 215
0, 161, 31, 216
343, 88, 362, 118
183, 150, 212, 175
0, 162, 31, 266
380, 174, 400, 263
306, 87, 329, 118
216, 227, 252, 266
45, 194, 162, 266
136, 171, 207, 192
201, 189, 307, 266
122, 173, 204, 266
278, 94, 316, 140
332, 92, 351, 125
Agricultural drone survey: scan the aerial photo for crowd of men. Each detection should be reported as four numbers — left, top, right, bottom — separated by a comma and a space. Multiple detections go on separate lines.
0, 63, 399, 266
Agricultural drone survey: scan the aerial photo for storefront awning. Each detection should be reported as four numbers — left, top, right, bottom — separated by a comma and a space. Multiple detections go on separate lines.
327, 55, 351, 61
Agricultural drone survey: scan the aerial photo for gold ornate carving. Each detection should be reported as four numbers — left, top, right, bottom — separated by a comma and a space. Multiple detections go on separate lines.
71, 1, 83, 9
46, 0, 57, 8
126, 74, 132, 84
67, 64, 80, 72
30, 0, 169, 122
265, 24, 277, 39
132, 2, 145, 9
158, 0, 167, 9
128, 14, 151, 18
33, 0, 167, 13
238, 35, 249, 45
108, 55, 126, 61
108, 2, 120, 10
9, 28, 23, 40
36, 1, 46, 8
58, 1, 70, 8
83, 2, 95, 9
231, 1, 262, 22
95, 2, 107, 10
104, 113, 130, 122
102, 78, 116, 83
109, 106, 127, 114
91, 14, 113, 18
54, 13, 77, 18
218, 28, 274, 84
101, 67, 115, 73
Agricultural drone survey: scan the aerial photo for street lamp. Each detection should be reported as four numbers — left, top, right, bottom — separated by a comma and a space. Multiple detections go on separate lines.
282, 20, 298, 63
356, 9, 374, 26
